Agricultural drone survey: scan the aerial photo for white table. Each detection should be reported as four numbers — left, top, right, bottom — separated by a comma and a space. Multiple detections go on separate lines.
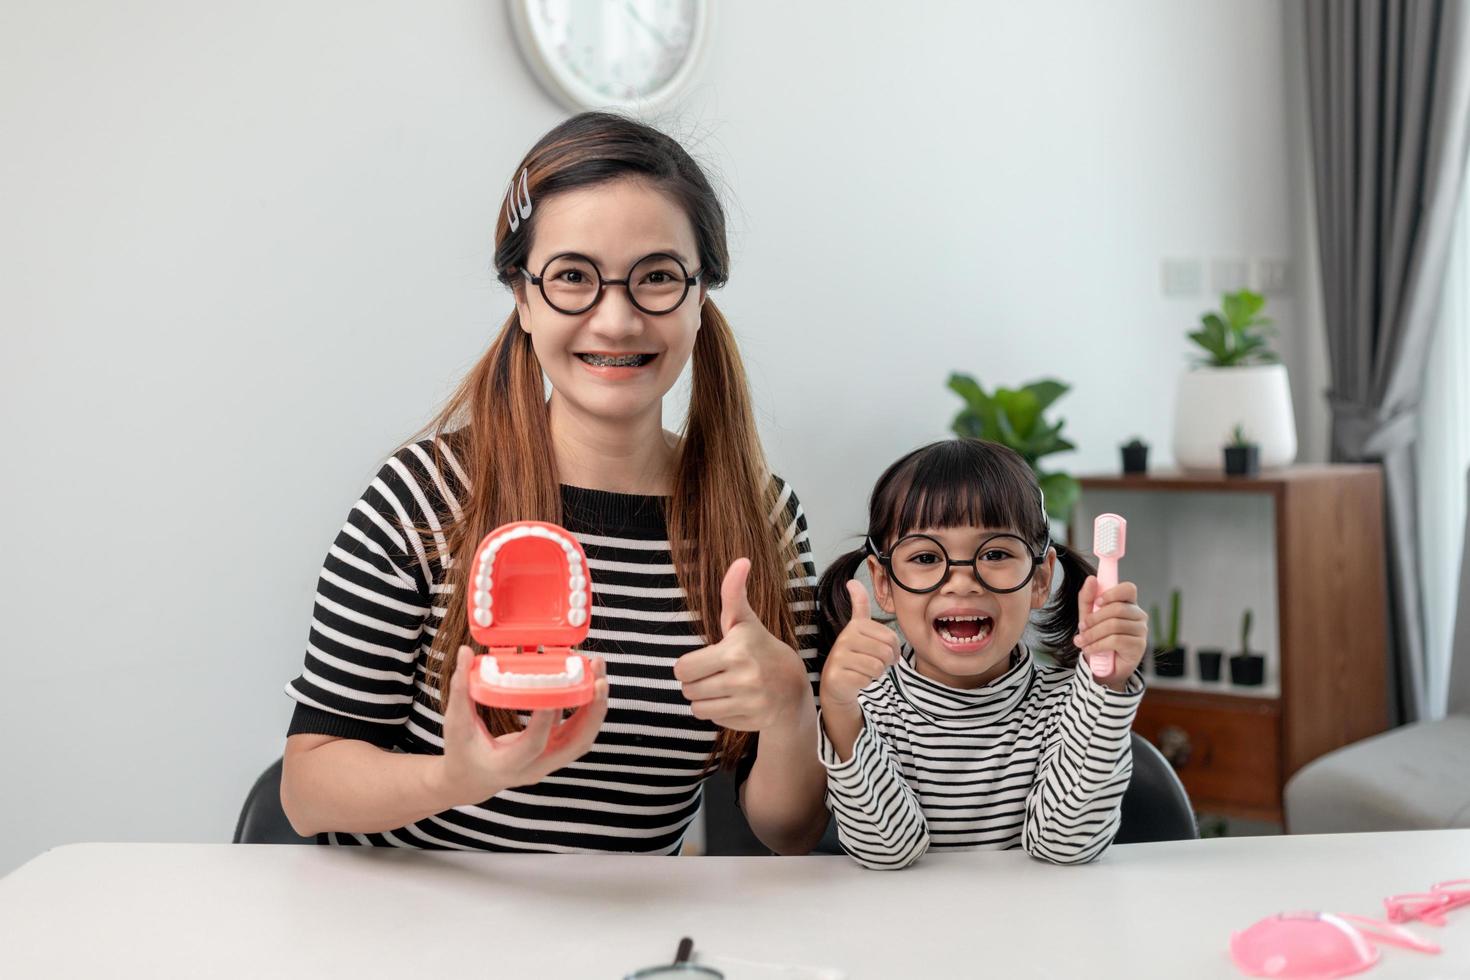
1, 832, 1467, 979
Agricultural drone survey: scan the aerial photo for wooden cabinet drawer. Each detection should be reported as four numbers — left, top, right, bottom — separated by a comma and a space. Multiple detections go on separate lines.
1133, 692, 1282, 819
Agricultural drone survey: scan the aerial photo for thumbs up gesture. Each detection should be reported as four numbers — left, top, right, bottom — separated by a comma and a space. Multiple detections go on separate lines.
819, 581, 901, 709
673, 558, 812, 733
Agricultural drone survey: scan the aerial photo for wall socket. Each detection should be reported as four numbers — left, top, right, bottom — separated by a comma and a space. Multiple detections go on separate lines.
1251, 258, 1291, 295
1211, 258, 1250, 293
1161, 258, 1203, 297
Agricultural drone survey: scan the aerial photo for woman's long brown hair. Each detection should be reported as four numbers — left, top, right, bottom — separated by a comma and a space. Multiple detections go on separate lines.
413, 113, 799, 768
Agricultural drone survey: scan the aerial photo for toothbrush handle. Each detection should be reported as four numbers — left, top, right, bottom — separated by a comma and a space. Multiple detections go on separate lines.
1090, 556, 1118, 679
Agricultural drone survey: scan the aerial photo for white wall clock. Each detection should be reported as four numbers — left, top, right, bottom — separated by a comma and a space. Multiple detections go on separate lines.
508, 0, 711, 112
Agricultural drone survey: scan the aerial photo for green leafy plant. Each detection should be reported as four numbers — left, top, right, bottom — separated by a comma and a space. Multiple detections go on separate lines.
1240, 608, 1254, 652
1122, 436, 1148, 450
1188, 289, 1278, 368
1163, 589, 1182, 648
947, 373, 1078, 522
1228, 423, 1255, 448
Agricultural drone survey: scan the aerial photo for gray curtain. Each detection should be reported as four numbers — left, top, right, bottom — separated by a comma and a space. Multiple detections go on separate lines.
1304, 0, 1470, 724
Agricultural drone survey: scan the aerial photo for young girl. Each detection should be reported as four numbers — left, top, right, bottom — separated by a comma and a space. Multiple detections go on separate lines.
280, 112, 828, 855
816, 438, 1148, 869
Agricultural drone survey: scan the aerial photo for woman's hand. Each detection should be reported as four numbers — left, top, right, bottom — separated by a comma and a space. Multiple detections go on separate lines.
432, 646, 609, 806
1074, 578, 1149, 692
674, 558, 812, 733
819, 581, 900, 709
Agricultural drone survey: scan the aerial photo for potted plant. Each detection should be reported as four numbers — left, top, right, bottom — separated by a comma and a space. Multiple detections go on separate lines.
1223, 424, 1261, 477
948, 374, 1078, 525
1172, 290, 1296, 471
1196, 647, 1224, 682
1151, 589, 1185, 677
1229, 609, 1265, 686
1120, 437, 1149, 475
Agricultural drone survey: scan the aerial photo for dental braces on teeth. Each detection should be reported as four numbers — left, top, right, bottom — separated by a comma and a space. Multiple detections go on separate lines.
465, 521, 598, 709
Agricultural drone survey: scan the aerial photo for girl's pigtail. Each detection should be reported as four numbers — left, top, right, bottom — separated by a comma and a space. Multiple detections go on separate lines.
1034, 542, 1097, 669
816, 546, 870, 655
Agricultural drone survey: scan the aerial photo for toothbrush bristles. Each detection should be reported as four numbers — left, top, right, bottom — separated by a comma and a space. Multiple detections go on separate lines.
1092, 515, 1125, 558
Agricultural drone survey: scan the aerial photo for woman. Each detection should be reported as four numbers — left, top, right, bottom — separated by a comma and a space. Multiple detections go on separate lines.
280, 112, 827, 855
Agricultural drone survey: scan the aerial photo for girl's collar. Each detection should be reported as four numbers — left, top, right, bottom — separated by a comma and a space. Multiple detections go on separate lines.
891, 643, 1034, 720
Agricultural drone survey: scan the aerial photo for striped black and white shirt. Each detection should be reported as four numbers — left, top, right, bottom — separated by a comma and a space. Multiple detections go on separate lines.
818, 646, 1143, 870
285, 437, 818, 853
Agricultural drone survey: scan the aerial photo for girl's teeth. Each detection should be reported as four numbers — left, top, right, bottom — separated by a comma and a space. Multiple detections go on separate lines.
936, 617, 992, 645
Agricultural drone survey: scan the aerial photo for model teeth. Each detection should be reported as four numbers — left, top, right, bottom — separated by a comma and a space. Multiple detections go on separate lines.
470, 525, 590, 629
580, 353, 651, 367
479, 656, 586, 688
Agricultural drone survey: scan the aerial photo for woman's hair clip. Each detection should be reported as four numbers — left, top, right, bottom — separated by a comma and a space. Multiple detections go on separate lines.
506, 168, 532, 232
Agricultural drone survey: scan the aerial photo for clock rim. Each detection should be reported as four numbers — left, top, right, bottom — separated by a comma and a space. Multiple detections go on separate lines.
507, 0, 713, 113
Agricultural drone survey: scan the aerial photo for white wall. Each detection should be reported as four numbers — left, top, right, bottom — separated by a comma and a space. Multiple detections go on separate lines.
0, 0, 1313, 875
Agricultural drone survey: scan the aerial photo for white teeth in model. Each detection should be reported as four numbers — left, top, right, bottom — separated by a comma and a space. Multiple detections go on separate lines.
479, 655, 585, 688
470, 527, 590, 629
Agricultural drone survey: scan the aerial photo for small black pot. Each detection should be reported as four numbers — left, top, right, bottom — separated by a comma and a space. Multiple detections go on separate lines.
1224, 445, 1260, 477
1230, 651, 1265, 686
1121, 445, 1149, 475
1197, 648, 1223, 682
1153, 645, 1185, 677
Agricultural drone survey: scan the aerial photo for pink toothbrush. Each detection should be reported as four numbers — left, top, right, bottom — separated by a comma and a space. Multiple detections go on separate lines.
1089, 514, 1127, 678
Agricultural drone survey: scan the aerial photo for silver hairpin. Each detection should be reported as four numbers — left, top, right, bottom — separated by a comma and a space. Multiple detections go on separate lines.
506, 168, 532, 232
1037, 486, 1052, 552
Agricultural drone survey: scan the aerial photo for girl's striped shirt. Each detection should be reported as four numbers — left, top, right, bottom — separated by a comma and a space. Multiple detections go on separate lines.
819, 646, 1143, 869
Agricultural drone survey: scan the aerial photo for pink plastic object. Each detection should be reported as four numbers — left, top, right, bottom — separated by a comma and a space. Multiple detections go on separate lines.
1089, 513, 1127, 679
1384, 880, 1470, 926
465, 520, 596, 710
1230, 912, 1440, 978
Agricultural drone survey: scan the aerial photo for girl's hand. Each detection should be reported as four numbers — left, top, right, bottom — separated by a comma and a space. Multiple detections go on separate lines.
1074, 578, 1149, 692
674, 558, 813, 733
433, 646, 609, 806
819, 581, 900, 709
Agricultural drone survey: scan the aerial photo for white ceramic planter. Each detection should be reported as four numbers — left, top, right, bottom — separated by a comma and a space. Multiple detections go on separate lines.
1172, 363, 1297, 471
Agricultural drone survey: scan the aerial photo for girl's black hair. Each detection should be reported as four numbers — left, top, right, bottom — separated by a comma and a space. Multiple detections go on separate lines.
816, 438, 1096, 667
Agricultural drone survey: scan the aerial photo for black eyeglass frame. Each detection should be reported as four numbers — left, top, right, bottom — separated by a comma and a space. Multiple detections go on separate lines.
521, 251, 702, 316
864, 531, 1051, 596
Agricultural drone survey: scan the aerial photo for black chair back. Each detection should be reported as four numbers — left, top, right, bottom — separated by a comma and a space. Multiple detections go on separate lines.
240, 729, 1199, 851
1114, 731, 1199, 844
710, 731, 1197, 856
233, 758, 316, 845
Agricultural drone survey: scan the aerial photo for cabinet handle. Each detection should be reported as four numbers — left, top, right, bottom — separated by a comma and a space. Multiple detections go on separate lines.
1157, 725, 1192, 769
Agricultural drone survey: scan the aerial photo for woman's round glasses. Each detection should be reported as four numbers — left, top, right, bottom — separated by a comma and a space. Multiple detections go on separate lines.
867, 533, 1046, 595
523, 252, 701, 316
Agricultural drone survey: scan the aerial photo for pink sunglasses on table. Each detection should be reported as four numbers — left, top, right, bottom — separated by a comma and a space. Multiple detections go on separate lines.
1230, 879, 1470, 978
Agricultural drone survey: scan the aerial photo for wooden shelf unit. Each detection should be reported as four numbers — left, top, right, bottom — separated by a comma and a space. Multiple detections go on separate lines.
1075, 466, 1390, 824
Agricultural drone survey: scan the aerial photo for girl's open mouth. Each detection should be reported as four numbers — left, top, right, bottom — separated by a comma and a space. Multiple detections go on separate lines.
933, 614, 994, 652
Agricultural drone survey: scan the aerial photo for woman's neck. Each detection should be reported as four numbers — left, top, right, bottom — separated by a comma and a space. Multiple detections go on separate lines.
548, 395, 677, 495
